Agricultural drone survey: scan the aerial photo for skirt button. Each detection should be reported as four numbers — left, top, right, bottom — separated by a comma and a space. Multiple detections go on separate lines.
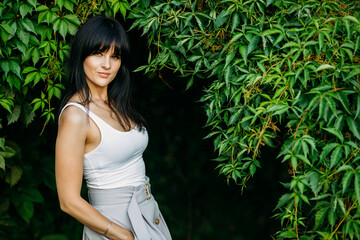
155, 218, 160, 225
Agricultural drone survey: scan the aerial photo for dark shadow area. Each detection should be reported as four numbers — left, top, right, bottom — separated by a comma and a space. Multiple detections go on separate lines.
126, 22, 290, 240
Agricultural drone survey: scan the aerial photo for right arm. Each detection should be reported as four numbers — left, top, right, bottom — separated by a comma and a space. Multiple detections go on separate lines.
55, 106, 134, 240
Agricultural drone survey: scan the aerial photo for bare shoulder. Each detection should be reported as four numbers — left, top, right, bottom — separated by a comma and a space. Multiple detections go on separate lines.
59, 105, 87, 128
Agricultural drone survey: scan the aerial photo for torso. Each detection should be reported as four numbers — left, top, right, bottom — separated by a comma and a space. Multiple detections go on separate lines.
68, 95, 136, 154
59, 98, 148, 189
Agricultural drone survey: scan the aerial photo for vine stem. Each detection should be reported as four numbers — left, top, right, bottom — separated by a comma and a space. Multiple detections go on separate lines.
290, 109, 309, 240
328, 200, 358, 240
291, 109, 309, 151
84, 0, 97, 21
180, 0, 190, 14
326, 147, 360, 181
252, 115, 271, 161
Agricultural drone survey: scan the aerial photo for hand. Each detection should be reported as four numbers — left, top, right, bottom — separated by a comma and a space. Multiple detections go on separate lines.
123, 230, 134, 240
105, 223, 134, 240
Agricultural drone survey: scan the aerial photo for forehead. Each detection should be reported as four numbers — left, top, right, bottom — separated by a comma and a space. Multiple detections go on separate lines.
95, 41, 121, 55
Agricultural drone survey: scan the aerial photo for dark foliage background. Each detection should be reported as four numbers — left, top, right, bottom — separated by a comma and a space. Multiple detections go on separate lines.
129, 26, 288, 240
0, 21, 287, 240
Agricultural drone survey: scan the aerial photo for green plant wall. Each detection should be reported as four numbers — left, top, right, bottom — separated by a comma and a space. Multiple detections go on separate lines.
0, 0, 130, 239
129, 0, 360, 239
1, 0, 360, 239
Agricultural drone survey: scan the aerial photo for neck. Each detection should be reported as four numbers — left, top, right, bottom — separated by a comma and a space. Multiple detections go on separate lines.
88, 89, 108, 103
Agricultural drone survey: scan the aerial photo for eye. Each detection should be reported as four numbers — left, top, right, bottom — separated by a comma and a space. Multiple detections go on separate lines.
112, 55, 121, 60
93, 51, 102, 56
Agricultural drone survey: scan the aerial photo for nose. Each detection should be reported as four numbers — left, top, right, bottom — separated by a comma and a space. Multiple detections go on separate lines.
101, 56, 111, 69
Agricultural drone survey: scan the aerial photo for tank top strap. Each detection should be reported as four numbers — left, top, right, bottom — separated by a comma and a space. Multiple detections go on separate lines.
58, 102, 105, 130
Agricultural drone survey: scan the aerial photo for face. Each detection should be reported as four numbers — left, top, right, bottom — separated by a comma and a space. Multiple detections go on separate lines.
83, 45, 121, 91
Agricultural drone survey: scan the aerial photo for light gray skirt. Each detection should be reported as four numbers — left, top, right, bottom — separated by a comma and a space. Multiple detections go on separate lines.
82, 178, 172, 240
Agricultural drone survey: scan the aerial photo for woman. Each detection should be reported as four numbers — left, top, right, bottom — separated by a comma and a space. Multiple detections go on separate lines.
55, 16, 172, 240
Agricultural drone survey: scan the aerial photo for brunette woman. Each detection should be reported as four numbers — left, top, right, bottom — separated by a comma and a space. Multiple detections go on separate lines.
55, 16, 172, 240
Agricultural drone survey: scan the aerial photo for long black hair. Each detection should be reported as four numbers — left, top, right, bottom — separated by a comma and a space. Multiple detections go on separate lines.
59, 15, 146, 131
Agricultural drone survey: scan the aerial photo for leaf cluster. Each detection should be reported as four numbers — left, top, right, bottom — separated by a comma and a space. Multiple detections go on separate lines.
0, 0, 129, 238
130, 0, 360, 238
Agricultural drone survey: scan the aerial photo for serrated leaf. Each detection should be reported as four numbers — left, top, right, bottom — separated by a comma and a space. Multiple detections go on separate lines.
275, 193, 292, 210
355, 172, 360, 204
63, 14, 80, 26
337, 198, 346, 215
266, 0, 274, 6
337, 91, 351, 115
324, 128, 344, 143
5, 166, 22, 187
319, 32, 324, 50
315, 207, 328, 228
355, 95, 360, 120
282, 41, 300, 49
309, 172, 322, 196
22, 67, 37, 74
0, 23, 14, 35
17, 201, 34, 224
32, 48, 40, 65
1, 61, 10, 76
7, 105, 21, 124
0, 139, 4, 150
337, 165, 354, 172
19, 4, 32, 18
261, 28, 281, 36
20, 18, 36, 34
24, 72, 37, 85
248, 35, 260, 54
194, 15, 204, 32
311, 194, 331, 201
279, 231, 297, 238
249, 163, 256, 176
310, 83, 332, 93
188, 55, 201, 62
0, 155, 5, 170
342, 171, 353, 194
230, 32, 243, 43
58, 20, 68, 39
214, 10, 229, 30
185, 76, 194, 91
346, 117, 360, 140
23, 103, 35, 126
21, 189, 44, 203
291, 156, 298, 170
27, 0, 37, 8
17, 28, 30, 45
239, 45, 248, 64
343, 16, 360, 24
36, 5, 49, 12
9, 60, 21, 78
328, 208, 336, 227
330, 146, 343, 169
228, 110, 242, 125
231, 13, 240, 32
316, 64, 335, 71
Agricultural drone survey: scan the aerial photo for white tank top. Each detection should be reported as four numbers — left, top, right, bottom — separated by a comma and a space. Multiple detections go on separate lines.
59, 102, 148, 189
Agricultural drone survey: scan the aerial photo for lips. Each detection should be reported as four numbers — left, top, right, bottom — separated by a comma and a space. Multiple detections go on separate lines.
98, 72, 111, 77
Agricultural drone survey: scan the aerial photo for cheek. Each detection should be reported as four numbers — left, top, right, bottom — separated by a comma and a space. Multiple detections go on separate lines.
83, 57, 97, 73
114, 61, 122, 72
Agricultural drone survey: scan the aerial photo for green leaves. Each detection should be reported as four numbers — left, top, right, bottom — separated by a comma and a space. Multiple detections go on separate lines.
53, 14, 80, 39
346, 117, 360, 141
214, 10, 229, 30
323, 128, 344, 144
129, 1, 360, 239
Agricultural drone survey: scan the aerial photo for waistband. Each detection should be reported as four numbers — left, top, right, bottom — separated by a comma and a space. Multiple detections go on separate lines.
88, 177, 154, 240
88, 177, 151, 205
